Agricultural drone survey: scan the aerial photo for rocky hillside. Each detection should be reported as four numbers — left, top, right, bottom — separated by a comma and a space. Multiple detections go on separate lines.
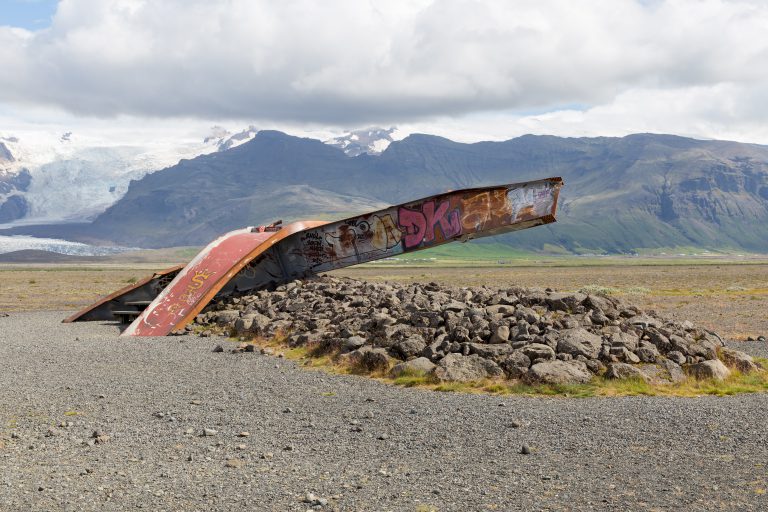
0, 140, 31, 222
195, 276, 762, 385
10, 130, 768, 253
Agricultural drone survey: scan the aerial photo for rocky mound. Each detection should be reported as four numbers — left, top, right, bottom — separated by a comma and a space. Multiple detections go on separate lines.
193, 277, 761, 385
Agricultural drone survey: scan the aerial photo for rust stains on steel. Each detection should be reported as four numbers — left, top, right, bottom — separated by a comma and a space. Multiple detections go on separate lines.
67, 177, 563, 336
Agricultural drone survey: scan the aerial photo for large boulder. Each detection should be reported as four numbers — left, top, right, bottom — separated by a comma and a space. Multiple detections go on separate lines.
421, 340, 447, 361
392, 335, 427, 359
522, 343, 556, 361
609, 346, 640, 364
635, 342, 661, 363
345, 347, 391, 373
718, 348, 760, 373
658, 359, 686, 383
212, 310, 240, 325
389, 357, 436, 377
234, 312, 271, 334
434, 354, 505, 382
668, 334, 694, 356
341, 335, 367, 352
488, 325, 510, 344
371, 312, 396, 327
443, 300, 468, 312
380, 324, 415, 344
666, 351, 686, 365
556, 328, 603, 359
688, 359, 731, 381
606, 361, 686, 385
582, 294, 616, 316
645, 330, 672, 352
497, 351, 532, 379
605, 362, 650, 382
629, 315, 662, 329
468, 343, 515, 362
609, 331, 639, 352
486, 304, 515, 316
526, 360, 593, 384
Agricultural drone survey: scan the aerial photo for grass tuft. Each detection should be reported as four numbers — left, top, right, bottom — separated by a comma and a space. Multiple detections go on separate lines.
238, 333, 768, 398
578, 285, 619, 295
392, 370, 437, 388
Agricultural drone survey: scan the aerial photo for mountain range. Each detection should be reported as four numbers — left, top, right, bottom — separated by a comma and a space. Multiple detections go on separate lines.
3, 130, 768, 254
0, 126, 396, 229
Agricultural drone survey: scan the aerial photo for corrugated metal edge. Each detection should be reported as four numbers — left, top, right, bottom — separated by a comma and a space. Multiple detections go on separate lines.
62, 264, 185, 323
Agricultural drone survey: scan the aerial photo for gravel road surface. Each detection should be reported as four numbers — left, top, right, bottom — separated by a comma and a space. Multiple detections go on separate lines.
1, 311, 767, 511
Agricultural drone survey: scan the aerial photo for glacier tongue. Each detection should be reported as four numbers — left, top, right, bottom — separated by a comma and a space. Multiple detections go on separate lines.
0, 124, 401, 226
0, 129, 229, 224
0, 235, 136, 256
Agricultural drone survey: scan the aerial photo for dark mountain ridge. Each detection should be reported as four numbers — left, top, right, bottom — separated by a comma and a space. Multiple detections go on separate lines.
7, 131, 768, 253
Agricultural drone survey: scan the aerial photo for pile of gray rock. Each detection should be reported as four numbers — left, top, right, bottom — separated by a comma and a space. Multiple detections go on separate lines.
194, 277, 761, 385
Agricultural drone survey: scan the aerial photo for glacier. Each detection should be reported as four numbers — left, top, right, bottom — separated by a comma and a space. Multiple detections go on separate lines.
0, 234, 136, 256
0, 128, 251, 225
0, 125, 400, 230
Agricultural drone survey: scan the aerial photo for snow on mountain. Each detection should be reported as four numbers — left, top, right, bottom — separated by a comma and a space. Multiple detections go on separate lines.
206, 125, 260, 151
0, 127, 259, 226
0, 140, 14, 164
0, 124, 399, 228
326, 127, 396, 156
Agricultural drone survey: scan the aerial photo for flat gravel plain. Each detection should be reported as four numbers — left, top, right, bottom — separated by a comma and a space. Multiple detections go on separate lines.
1, 312, 767, 512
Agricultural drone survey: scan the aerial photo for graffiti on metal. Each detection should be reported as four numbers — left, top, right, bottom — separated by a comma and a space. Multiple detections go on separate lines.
121, 228, 271, 336
120, 221, 330, 337
282, 178, 560, 275
68, 177, 562, 336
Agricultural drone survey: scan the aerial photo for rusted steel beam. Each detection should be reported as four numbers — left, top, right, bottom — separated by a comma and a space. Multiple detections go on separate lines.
277, 177, 563, 276
69, 177, 562, 336
62, 264, 184, 323
122, 221, 328, 336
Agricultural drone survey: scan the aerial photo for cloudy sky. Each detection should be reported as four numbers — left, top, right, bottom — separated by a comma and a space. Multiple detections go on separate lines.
1, 0, 768, 144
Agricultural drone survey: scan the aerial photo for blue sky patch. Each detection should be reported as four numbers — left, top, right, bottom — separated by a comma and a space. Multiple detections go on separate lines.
0, 0, 59, 30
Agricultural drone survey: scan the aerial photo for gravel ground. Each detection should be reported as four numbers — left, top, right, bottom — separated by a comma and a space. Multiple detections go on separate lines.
1, 311, 767, 512
728, 341, 768, 360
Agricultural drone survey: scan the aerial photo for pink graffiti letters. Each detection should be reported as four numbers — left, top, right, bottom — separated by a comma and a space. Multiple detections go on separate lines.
398, 208, 427, 248
421, 200, 461, 243
398, 199, 462, 249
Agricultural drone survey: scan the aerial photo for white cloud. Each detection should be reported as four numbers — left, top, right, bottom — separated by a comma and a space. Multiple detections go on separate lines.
391, 84, 768, 145
1, 0, 768, 143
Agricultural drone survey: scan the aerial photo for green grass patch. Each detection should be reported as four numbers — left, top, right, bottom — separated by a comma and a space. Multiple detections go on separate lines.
423, 373, 768, 398
577, 285, 652, 296
238, 333, 768, 398
393, 374, 435, 387
578, 285, 620, 295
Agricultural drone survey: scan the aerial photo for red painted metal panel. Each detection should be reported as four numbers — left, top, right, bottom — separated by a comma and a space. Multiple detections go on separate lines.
122, 228, 271, 336
122, 221, 327, 337
62, 264, 184, 323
